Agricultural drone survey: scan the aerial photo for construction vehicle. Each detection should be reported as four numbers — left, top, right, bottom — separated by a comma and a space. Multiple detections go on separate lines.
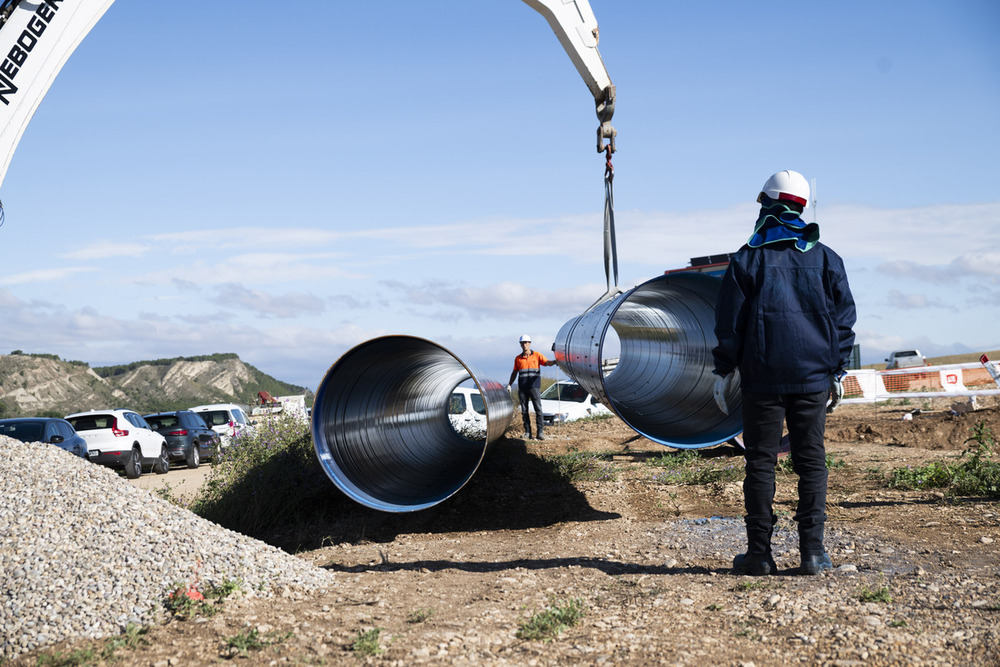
251, 390, 307, 418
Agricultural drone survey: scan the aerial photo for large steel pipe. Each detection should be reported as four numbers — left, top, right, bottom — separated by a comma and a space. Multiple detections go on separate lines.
554, 272, 741, 448
311, 335, 514, 512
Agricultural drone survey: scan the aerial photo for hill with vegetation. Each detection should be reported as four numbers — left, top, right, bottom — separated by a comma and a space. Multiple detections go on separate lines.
0, 351, 310, 418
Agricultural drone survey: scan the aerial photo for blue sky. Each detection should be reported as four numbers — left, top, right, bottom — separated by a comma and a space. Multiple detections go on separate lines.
0, 1, 998, 390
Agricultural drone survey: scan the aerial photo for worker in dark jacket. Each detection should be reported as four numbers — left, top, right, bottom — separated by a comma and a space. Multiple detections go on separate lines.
713, 170, 857, 576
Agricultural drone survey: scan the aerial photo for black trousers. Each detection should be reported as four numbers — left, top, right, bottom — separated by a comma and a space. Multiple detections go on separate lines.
519, 385, 543, 434
741, 389, 829, 556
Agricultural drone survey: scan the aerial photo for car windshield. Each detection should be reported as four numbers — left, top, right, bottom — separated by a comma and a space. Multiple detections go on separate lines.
146, 415, 179, 430
540, 383, 588, 402
67, 414, 115, 431
0, 421, 43, 442
470, 392, 486, 415
896, 351, 919, 358
200, 411, 230, 426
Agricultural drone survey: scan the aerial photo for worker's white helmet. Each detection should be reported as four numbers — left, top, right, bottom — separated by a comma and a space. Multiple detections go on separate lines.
519, 334, 532, 343
757, 170, 810, 209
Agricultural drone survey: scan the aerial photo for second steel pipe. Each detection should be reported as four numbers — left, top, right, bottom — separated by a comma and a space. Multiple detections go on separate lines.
554, 272, 742, 448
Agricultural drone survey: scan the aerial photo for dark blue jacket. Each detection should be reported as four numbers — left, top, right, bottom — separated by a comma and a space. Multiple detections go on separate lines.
713, 241, 857, 394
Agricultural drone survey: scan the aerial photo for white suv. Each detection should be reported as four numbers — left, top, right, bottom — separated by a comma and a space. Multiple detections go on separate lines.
65, 409, 169, 479
188, 403, 250, 448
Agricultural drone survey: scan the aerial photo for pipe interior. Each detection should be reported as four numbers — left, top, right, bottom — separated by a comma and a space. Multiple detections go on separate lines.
312, 336, 510, 512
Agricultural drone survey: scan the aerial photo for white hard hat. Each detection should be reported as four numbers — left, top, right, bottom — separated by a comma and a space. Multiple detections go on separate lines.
519, 334, 532, 343
757, 170, 810, 209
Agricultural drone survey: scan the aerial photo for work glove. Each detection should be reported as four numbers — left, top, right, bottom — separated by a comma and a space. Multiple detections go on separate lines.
713, 371, 739, 415
505, 385, 512, 393
827, 374, 844, 414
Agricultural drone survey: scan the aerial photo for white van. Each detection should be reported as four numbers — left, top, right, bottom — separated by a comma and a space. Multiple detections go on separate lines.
540, 380, 612, 425
188, 403, 250, 447
448, 386, 487, 439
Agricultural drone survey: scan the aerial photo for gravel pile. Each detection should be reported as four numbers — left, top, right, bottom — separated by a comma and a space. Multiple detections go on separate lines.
0, 435, 337, 660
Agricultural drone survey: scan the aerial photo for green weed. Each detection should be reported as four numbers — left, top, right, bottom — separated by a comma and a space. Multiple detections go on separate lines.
857, 584, 892, 603
351, 627, 384, 656
888, 423, 999, 498
645, 450, 743, 486
224, 627, 292, 657
546, 452, 621, 482
407, 608, 433, 624
516, 597, 585, 641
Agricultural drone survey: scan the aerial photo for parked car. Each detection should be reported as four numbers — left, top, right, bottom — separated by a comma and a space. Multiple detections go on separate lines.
0, 417, 89, 458
143, 410, 220, 469
188, 403, 250, 447
540, 380, 612, 425
885, 349, 927, 370
448, 386, 487, 438
65, 409, 169, 478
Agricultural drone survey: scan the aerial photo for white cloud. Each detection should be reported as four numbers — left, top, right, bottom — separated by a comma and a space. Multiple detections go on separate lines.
0, 267, 97, 286
59, 241, 150, 260
213, 283, 325, 318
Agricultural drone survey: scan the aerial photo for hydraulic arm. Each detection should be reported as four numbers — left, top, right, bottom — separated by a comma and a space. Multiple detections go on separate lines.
522, 0, 616, 153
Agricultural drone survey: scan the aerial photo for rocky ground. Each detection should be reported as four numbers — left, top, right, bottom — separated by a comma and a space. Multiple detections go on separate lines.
8, 398, 1000, 666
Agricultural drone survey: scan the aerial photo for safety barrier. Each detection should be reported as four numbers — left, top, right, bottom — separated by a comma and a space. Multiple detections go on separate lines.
842, 361, 1000, 403
311, 336, 514, 512
553, 272, 742, 449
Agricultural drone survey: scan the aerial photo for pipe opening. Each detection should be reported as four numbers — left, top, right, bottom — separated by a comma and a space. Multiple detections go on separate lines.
311, 335, 513, 512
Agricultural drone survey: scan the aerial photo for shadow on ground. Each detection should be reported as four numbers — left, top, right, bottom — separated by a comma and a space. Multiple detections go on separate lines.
235, 437, 620, 552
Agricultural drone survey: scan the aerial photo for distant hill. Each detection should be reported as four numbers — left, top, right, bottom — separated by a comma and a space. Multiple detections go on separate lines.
0, 352, 311, 418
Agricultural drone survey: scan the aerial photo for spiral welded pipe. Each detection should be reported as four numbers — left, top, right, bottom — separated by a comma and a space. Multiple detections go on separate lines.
554, 272, 742, 448
311, 335, 514, 512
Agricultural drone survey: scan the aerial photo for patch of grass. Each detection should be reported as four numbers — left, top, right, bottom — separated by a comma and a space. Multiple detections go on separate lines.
35, 648, 97, 666
164, 578, 243, 619
516, 597, 585, 641
351, 627, 384, 656
407, 608, 433, 624
151, 482, 189, 508
706, 603, 725, 611
224, 627, 292, 657
645, 450, 744, 486
887, 423, 1000, 498
888, 619, 908, 628
857, 584, 892, 603
546, 452, 621, 483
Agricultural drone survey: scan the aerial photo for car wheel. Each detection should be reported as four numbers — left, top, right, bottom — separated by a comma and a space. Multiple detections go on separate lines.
153, 445, 170, 474
124, 447, 142, 479
186, 443, 200, 469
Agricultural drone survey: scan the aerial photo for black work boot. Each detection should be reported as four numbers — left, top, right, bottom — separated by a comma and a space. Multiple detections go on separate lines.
732, 552, 777, 576
799, 524, 831, 574
536, 426, 546, 440
522, 416, 532, 440
800, 553, 833, 575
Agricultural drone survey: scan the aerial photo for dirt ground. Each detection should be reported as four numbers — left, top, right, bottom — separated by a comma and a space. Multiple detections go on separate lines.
16, 398, 1000, 666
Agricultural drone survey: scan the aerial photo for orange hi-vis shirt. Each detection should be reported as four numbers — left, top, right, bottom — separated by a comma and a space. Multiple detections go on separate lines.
513, 350, 549, 389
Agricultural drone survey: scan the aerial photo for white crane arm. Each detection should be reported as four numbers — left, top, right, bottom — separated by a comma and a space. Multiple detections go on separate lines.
0, 0, 116, 191
522, 0, 615, 152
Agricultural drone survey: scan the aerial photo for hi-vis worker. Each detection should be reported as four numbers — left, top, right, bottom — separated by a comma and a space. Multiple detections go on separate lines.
507, 334, 557, 440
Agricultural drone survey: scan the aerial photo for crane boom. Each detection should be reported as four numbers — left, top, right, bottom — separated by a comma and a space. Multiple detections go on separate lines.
522, 0, 616, 152
0, 0, 117, 192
